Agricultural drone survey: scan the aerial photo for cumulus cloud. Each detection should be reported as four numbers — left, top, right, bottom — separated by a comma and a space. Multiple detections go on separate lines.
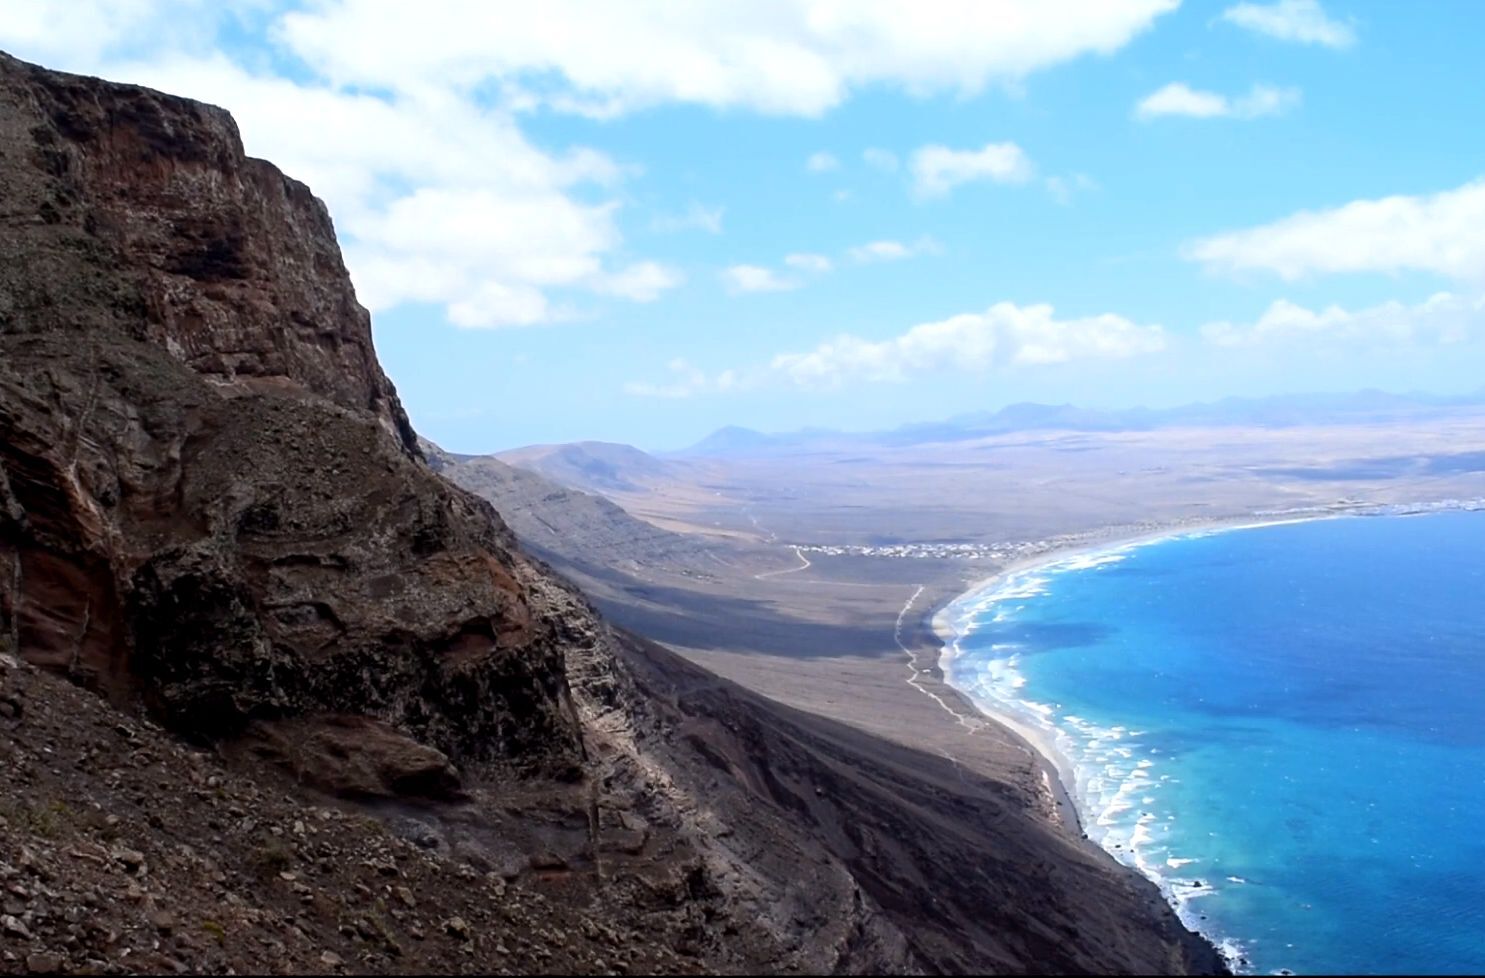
0, 11, 692, 330
846, 238, 941, 263
448, 282, 552, 329
785, 252, 834, 273
1135, 82, 1300, 120
910, 141, 1035, 197
1185, 178, 1485, 282
0, 0, 212, 67
1221, 0, 1356, 49
591, 261, 685, 301
276, 0, 1181, 117
769, 302, 1166, 388
724, 240, 936, 295
723, 264, 799, 294
1201, 293, 1484, 348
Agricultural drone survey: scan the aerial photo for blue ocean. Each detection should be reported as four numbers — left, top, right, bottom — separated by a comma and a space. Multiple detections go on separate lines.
943, 511, 1485, 975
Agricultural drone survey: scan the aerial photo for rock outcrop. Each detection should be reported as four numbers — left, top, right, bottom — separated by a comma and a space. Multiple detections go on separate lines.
0, 51, 1226, 975
0, 50, 576, 782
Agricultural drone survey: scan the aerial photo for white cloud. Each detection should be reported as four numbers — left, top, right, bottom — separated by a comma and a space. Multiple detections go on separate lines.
0, 0, 212, 67
1186, 178, 1485, 282
624, 359, 742, 398
910, 141, 1035, 197
276, 0, 1182, 117
723, 264, 799, 294
351, 187, 615, 288
1135, 82, 1227, 119
650, 202, 724, 234
2, 16, 686, 331
770, 302, 1166, 388
1202, 293, 1483, 348
863, 147, 899, 172
1135, 81, 1300, 120
591, 261, 685, 301
1221, 0, 1356, 49
849, 241, 910, 263
806, 151, 840, 173
846, 238, 941, 263
0, 2, 1179, 330
785, 252, 835, 273
727, 240, 933, 291
449, 282, 552, 329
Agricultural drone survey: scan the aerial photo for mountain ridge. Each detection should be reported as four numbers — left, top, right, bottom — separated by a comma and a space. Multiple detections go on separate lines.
678, 388, 1485, 456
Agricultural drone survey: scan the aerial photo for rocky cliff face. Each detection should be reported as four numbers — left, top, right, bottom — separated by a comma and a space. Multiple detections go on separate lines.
0, 50, 577, 785
0, 53, 415, 449
0, 51, 1225, 975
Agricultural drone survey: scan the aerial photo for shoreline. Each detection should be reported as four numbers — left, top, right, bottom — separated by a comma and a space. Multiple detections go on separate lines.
926, 510, 1356, 972
920, 501, 1485, 969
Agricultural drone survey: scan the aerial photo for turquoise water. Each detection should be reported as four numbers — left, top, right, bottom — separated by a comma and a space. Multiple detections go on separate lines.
943, 511, 1485, 975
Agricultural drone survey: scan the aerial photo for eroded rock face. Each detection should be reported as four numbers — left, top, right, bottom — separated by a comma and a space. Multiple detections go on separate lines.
0, 52, 415, 450
235, 714, 465, 800
0, 50, 579, 778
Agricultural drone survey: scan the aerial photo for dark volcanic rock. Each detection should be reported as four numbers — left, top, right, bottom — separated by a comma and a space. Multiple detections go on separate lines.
0, 50, 578, 778
235, 715, 466, 801
0, 51, 415, 449
0, 50, 1226, 975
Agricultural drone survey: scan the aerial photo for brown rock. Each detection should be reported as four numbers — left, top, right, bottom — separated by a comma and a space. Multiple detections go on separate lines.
111, 849, 145, 873
235, 716, 462, 801
24, 952, 63, 974
0, 49, 582, 775
148, 909, 175, 934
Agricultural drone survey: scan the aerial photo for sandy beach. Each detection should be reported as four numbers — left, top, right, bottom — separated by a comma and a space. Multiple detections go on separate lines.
924, 512, 1344, 836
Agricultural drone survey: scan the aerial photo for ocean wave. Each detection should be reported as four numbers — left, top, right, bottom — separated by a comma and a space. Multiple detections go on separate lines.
939, 532, 1261, 973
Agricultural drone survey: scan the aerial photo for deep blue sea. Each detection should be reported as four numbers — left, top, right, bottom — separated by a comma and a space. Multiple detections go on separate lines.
943, 511, 1485, 975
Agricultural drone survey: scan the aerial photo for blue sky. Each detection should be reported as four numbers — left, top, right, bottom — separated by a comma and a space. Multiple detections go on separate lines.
5, 1, 1485, 451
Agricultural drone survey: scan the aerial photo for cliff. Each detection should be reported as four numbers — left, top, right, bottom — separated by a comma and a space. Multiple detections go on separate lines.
0, 51, 1224, 975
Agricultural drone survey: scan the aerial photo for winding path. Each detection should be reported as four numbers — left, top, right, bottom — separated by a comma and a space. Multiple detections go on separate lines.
893, 585, 986, 733
752, 545, 811, 580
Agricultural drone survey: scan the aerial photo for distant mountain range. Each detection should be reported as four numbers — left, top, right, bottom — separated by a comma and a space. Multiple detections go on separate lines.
680, 389, 1485, 456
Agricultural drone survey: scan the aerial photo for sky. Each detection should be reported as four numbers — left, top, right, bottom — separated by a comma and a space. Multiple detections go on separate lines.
5, 0, 1485, 452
